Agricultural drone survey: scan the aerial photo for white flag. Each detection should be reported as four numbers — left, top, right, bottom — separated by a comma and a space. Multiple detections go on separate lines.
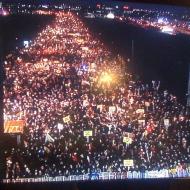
45, 133, 55, 143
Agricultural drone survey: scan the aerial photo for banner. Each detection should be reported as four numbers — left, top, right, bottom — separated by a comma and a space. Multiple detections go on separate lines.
147, 170, 169, 178
123, 160, 134, 167
4, 120, 25, 133
35, 62, 49, 70
169, 168, 177, 175
83, 130, 93, 137
45, 133, 55, 143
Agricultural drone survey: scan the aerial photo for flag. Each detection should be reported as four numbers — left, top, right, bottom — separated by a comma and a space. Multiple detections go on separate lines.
45, 133, 55, 143
24, 140, 28, 147
16, 111, 25, 118
44, 146, 51, 154
146, 124, 154, 134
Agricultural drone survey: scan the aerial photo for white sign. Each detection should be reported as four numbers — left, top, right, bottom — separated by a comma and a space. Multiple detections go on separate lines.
164, 119, 170, 127
109, 106, 116, 114
123, 160, 134, 167
57, 123, 63, 131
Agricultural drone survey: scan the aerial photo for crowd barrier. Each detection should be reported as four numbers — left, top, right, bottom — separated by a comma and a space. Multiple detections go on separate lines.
2, 167, 190, 183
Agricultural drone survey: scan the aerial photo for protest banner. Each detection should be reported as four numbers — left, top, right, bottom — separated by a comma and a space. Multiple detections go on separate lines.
4, 120, 25, 133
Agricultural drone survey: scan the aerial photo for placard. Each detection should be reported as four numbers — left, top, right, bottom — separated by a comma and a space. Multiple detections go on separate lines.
109, 106, 116, 114
83, 130, 93, 137
57, 123, 64, 131
123, 160, 134, 167
4, 120, 25, 133
63, 115, 71, 123
123, 137, 132, 144
164, 119, 170, 127
136, 109, 144, 114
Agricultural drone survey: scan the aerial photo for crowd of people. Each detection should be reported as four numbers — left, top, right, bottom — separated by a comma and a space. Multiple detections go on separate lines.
3, 11, 190, 179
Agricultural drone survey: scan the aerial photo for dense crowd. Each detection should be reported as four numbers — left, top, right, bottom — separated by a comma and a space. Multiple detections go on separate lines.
3, 11, 190, 179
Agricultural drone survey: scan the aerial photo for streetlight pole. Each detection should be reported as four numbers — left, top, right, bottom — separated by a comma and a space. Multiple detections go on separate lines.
187, 63, 190, 112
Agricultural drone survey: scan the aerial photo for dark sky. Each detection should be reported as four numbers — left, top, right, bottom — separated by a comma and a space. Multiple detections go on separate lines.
1, 0, 190, 7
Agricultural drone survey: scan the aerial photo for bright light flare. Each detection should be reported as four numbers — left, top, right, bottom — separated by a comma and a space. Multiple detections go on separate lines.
161, 26, 174, 35
99, 72, 113, 84
107, 13, 115, 19
2, 10, 8, 16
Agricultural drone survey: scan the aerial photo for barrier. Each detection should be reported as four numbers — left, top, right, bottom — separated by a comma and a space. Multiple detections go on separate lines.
2, 167, 190, 183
